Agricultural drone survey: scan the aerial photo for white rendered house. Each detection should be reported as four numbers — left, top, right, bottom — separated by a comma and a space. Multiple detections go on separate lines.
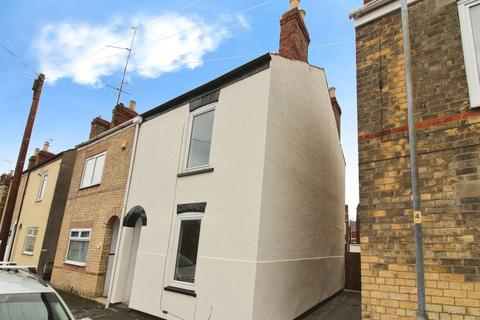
108, 2, 345, 320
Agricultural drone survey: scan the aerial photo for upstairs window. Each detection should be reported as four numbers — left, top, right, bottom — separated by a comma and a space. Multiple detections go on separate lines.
36, 173, 48, 201
185, 106, 215, 169
23, 227, 38, 255
459, 0, 480, 108
80, 152, 106, 188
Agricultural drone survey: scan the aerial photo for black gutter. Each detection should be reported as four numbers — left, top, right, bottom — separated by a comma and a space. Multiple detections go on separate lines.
141, 53, 272, 121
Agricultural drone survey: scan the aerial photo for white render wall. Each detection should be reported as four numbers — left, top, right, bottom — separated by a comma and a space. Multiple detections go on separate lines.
114, 67, 272, 320
112, 54, 345, 320
252, 55, 345, 320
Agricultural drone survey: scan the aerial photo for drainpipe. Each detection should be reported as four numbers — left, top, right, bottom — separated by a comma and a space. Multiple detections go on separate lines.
106, 115, 142, 308
400, 1, 428, 319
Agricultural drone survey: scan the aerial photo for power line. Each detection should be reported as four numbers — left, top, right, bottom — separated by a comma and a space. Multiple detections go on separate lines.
70, 0, 203, 66
76, 0, 277, 66
142, 41, 352, 69
0, 43, 38, 76
1, 64, 36, 78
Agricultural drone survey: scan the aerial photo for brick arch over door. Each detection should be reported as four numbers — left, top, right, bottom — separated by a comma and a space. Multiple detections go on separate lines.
123, 206, 147, 228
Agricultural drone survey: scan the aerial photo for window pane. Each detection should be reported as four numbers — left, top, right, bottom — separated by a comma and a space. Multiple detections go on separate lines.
24, 236, 36, 253
80, 231, 90, 238
67, 240, 89, 263
187, 110, 214, 168
174, 219, 201, 283
91, 154, 106, 185
471, 4, 480, 78
81, 158, 95, 188
37, 174, 47, 200
70, 231, 79, 238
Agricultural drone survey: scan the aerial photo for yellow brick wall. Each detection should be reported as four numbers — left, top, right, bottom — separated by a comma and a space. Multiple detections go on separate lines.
51, 125, 135, 297
356, 0, 480, 319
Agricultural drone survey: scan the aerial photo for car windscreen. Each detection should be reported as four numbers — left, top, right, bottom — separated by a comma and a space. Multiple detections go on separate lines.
0, 292, 72, 320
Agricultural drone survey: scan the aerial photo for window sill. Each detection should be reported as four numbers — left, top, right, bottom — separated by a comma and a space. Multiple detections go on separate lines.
177, 167, 214, 178
164, 286, 197, 297
79, 183, 101, 191
64, 260, 86, 267
22, 252, 34, 256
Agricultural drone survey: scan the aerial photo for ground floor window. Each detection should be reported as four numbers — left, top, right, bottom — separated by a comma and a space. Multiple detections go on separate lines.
23, 227, 38, 255
172, 213, 202, 288
65, 228, 91, 266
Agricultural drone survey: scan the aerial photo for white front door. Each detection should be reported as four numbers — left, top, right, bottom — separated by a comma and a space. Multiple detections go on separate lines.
123, 218, 142, 303
103, 219, 120, 297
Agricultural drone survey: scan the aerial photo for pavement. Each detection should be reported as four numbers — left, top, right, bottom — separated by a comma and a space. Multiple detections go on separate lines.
59, 290, 361, 320
299, 291, 361, 320
59, 290, 159, 320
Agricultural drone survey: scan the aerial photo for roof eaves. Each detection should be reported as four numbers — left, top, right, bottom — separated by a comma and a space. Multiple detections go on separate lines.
142, 53, 272, 121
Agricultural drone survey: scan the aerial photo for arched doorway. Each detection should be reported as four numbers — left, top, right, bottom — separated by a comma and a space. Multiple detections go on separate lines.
103, 217, 120, 297
122, 206, 147, 303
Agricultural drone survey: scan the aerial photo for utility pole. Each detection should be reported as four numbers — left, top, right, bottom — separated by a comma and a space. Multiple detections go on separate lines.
400, 1, 428, 319
0, 73, 45, 259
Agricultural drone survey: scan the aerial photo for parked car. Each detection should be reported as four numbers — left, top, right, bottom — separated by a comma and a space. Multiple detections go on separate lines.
0, 263, 89, 320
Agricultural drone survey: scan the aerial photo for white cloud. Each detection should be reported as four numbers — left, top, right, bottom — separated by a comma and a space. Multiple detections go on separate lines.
33, 12, 244, 86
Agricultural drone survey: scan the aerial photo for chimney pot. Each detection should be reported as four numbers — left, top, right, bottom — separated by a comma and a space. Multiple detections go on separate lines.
129, 100, 137, 111
299, 9, 306, 20
329, 87, 337, 98
42, 140, 50, 152
290, 0, 300, 9
329, 87, 342, 138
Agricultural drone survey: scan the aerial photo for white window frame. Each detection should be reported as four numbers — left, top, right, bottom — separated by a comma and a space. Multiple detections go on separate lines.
459, 0, 480, 108
169, 212, 203, 291
65, 228, 91, 267
36, 173, 48, 201
183, 104, 216, 172
80, 152, 107, 189
22, 227, 38, 255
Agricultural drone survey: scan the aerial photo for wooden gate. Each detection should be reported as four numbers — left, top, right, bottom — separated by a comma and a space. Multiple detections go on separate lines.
345, 252, 361, 291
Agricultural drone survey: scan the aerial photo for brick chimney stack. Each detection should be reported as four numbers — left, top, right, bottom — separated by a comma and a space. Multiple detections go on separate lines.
329, 87, 342, 138
279, 0, 310, 63
110, 102, 138, 128
27, 142, 56, 170
89, 116, 111, 139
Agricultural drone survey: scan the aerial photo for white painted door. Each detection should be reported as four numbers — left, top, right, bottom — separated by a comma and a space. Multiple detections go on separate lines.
123, 218, 142, 303
103, 219, 120, 297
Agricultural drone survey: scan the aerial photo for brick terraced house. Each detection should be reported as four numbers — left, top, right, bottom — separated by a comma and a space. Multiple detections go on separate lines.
350, 0, 480, 319
51, 102, 140, 298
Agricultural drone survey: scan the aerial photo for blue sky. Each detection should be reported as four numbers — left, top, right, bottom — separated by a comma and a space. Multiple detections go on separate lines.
0, 0, 362, 219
